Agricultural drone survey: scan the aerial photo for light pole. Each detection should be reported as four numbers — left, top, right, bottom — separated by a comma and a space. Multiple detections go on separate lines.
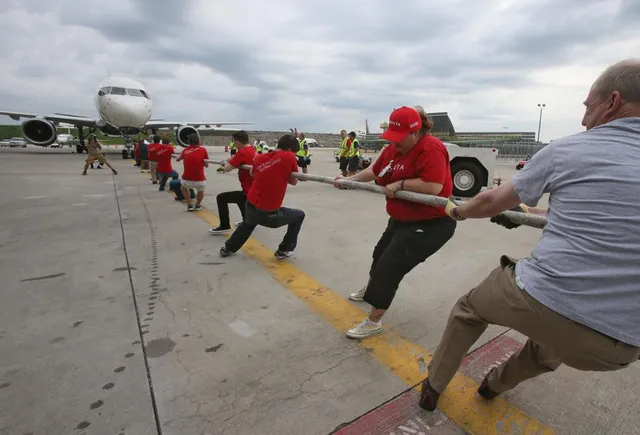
537, 103, 545, 143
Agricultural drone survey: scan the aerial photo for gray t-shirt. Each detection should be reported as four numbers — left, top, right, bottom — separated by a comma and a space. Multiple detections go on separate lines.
513, 117, 640, 347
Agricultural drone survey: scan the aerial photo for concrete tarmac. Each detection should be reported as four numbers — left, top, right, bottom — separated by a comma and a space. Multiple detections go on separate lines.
0, 146, 638, 435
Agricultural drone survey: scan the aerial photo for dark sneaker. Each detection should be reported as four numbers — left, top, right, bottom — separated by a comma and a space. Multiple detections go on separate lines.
187, 204, 195, 212
111, 169, 118, 175
194, 203, 203, 211
219, 246, 232, 257
82, 171, 87, 176
274, 250, 292, 260
418, 378, 440, 411
209, 226, 231, 234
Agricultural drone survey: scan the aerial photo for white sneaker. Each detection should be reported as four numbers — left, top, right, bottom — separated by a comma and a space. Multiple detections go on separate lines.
235, 221, 243, 227
346, 318, 382, 339
349, 286, 367, 302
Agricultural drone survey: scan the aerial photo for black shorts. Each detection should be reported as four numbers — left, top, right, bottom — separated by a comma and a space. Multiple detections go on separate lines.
339, 156, 349, 171
297, 156, 308, 168
363, 217, 456, 310
348, 156, 360, 172
230, 149, 237, 156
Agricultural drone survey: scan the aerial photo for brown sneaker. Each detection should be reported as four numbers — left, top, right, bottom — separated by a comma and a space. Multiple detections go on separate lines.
418, 378, 440, 411
478, 367, 500, 400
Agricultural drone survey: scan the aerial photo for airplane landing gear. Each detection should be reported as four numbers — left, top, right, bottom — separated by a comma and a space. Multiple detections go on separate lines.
122, 149, 129, 159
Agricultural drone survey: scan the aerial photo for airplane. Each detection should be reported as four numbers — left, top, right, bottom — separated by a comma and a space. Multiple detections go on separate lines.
0, 76, 253, 159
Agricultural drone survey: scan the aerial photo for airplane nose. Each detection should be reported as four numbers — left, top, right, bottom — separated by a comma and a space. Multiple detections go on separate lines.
103, 98, 150, 128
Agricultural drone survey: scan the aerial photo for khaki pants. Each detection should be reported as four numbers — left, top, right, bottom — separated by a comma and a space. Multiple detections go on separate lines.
427, 255, 640, 394
149, 161, 157, 181
86, 154, 106, 164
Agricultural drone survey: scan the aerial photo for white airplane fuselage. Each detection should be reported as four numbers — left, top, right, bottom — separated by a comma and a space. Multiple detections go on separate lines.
94, 76, 152, 130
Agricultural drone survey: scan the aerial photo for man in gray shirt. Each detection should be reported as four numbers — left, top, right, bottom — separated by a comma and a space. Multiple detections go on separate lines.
419, 58, 640, 411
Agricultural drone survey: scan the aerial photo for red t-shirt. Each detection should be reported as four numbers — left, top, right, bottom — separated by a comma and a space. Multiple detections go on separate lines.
372, 135, 452, 221
247, 150, 298, 211
180, 146, 209, 181
148, 143, 160, 161
155, 144, 174, 173
228, 145, 257, 194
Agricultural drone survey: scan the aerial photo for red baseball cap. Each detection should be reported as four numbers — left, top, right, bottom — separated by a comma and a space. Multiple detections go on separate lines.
380, 106, 422, 143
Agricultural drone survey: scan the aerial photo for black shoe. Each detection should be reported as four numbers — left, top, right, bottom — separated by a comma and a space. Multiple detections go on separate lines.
112, 169, 118, 175
274, 250, 292, 260
209, 226, 231, 234
159, 187, 165, 191
219, 246, 232, 257
478, 368, 500, 400
418, 378, 440, 411
194, 203, 203, 211
187, 204, 195, 212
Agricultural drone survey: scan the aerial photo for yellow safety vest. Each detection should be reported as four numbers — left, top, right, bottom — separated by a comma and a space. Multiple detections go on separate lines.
296, 139, 309, 157
349, 139, 360, 157
338, 137, 349, 157
229, 141, 236, 150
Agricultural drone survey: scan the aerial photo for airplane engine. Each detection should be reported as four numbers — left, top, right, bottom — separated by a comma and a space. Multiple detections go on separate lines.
21, 119, 57, 146
175, 125, 199, 147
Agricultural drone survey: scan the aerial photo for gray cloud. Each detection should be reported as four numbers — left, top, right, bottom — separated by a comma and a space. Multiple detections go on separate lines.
0, 0, 638, 140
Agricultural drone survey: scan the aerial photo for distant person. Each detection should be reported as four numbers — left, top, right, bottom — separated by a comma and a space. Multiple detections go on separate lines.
148, 135, 161, 184
219, 134, 305, 260
347, 131, 360, 176
229, 137, 237, 156
338, 129, 352, 176
333, 106, 456, 339
419, 59, 640, 412
82, 135, 118, 176
296, 132, 310, 176
138, 139, 149, 172
156, 138, 178, 191
133, 140, 141, 166
209, 130, 257, 233
176, 133, 209, 211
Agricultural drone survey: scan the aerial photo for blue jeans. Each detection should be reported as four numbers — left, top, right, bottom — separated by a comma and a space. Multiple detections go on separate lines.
225, 201, 305, 253
158, 170, 179, 190
169, 179, 195, 200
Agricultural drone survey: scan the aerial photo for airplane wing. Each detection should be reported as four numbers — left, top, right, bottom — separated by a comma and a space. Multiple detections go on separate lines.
0, 110, 99, 128
145, 120, 254, 129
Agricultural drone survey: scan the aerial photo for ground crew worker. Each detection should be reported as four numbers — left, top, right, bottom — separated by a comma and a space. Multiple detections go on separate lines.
255, 140, 264, 154
138, 139, 149, 172
229, 138, 237, 156
296, 132, 310, 175
347, 131, 360, 176
333, 106, 456, 339
419, 58, 640, 412
82, 135, 118, 176
338, 129, 351, 176
209, 130, 257, 233
220, 134, 305, 260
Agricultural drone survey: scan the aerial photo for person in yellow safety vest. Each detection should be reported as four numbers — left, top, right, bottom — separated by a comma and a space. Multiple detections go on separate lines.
338, 129, 351, 176
347, 131, 360, 176
229, 139, 237, 156
255, 140, 264, 154
295, 132, 310, 175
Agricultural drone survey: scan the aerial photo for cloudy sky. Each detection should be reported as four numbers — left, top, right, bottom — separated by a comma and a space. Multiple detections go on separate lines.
1, 0, 638, 142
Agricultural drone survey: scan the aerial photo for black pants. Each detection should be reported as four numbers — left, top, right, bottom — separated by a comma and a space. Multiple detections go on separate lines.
339, 156, 349, 172
225, 201, 305, 253
364, 217, 456, 310
217, 190, 247, 228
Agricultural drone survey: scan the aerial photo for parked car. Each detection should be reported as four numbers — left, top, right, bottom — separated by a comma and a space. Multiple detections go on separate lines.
9, 137, 27, 147
0, 139, 11, 147
516, 156, 531, 170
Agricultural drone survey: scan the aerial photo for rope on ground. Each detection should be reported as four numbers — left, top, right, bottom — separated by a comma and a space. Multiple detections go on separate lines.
207, 159, 548, 229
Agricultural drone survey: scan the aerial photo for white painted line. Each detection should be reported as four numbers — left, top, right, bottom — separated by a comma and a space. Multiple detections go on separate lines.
82, 194, 107, 198
228, 319, 256, 338
24, 196, 46, 200
72, 203, 90, 207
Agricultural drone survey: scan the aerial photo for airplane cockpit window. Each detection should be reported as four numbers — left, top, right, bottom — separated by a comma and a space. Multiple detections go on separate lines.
126, 89, 143, 97
98, 87, 111, 96
110, 87, 126, 95
139, 90, 150, 99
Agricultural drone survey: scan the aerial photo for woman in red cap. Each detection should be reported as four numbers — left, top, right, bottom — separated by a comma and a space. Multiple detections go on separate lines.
334, 106, 457, 339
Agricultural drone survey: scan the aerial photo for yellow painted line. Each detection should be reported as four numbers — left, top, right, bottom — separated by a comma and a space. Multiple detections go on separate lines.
137, 168, 554, 434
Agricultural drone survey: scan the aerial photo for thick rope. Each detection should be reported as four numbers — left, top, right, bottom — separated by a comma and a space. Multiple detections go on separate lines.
208, 159, 548, 229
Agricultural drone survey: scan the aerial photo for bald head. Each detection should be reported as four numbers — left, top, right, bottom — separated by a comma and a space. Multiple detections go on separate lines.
592, 59, 640, 103
582, 58, 640, 130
